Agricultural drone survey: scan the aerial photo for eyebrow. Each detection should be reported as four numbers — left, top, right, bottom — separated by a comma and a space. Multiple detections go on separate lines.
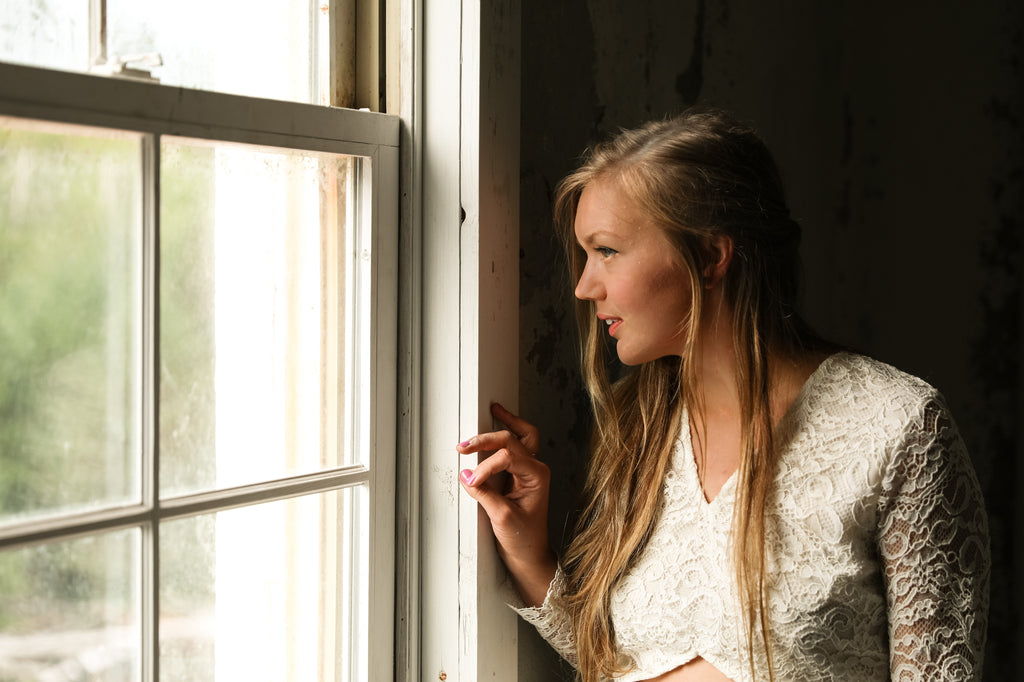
576, 230, 621, 246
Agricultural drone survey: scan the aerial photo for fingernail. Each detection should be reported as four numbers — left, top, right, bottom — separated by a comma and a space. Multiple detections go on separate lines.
457, 438, 473, 448
460, 469, 476, 485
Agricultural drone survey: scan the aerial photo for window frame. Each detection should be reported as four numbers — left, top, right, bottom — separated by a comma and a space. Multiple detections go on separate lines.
0, 60, 399, 682
404, 0, 524, 680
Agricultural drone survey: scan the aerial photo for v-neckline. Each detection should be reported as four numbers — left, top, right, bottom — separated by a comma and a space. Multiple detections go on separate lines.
679, 405, 736, 506
681, 352, 839, 506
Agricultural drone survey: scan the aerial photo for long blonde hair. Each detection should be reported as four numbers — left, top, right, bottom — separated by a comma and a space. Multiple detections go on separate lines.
554, 110, 819, 681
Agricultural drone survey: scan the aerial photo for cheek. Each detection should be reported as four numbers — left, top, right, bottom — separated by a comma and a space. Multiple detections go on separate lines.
648, 266, 692, 315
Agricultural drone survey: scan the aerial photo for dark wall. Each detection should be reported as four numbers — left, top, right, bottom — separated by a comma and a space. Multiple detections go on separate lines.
518, 1, 1023, 679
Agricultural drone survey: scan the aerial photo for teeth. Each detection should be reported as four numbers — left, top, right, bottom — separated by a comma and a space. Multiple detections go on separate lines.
605, 319, 614, 326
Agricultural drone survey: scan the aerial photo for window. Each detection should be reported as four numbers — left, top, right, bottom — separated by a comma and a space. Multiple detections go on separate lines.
0, 4, 398, 680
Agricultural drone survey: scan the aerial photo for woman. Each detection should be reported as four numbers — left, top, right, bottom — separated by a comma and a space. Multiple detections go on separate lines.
456, 110, 989, 681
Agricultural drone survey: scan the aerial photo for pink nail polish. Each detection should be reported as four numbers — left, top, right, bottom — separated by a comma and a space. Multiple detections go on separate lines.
458, 439, 471, 448
460, 469, 476, 485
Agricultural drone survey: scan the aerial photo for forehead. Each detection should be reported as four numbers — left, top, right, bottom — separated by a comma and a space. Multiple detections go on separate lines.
573, 178, 647, 243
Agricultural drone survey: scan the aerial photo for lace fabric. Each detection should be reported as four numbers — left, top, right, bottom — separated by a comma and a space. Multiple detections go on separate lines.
513, 353, 990, 681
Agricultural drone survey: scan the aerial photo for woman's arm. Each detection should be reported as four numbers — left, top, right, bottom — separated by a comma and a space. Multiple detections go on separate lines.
877, 397, 990, 680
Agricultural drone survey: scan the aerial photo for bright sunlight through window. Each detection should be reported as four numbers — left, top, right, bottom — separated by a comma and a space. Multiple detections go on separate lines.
0, 2, 398, 680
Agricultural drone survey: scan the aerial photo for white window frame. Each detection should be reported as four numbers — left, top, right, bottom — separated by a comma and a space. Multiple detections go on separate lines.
398, 0, 525, 680
0, 60, 399, 682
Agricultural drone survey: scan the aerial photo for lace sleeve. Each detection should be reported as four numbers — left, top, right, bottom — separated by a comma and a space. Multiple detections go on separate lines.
877, 396, 990, 681
508, 564, 578, 668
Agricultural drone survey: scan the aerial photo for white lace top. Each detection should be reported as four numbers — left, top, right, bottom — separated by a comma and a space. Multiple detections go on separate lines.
514, 353, 990, 681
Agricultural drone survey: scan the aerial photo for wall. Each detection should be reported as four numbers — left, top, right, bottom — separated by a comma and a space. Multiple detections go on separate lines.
518, 1, 1023, 679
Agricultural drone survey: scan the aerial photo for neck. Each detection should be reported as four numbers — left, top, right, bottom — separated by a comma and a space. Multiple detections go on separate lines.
691, 297, 826, 427
694, 311, 742, 420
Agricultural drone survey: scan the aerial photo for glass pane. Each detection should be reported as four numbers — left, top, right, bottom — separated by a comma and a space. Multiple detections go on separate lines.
160, 488, 367, 682
1, 0, 329, 105
0, 116, 142, 525
0, 529, 141, 681
0, 0, 89, 72
106, 0, 326, 103
159, 138, 363, 495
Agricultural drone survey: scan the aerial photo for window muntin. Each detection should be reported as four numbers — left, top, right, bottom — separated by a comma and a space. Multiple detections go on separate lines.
0, 61, 397, 682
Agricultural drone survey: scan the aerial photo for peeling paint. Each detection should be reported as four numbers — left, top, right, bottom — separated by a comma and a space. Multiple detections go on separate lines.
432, 463, 458, 507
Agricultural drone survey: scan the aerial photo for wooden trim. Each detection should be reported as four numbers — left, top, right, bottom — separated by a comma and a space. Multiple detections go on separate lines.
0, 62, 398, 150
394, 0, 424, 678
332, 0, 357, 108
385, 0, 402, 114
419, 0, 463, 676
356, 0, 382, 111
419, 0, 522, 679
458, 0, 521, 679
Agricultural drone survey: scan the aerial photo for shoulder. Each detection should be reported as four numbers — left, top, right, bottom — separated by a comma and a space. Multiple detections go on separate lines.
806, 352, 945, 432
785, 352, 964, 480
817, 352, 936, 399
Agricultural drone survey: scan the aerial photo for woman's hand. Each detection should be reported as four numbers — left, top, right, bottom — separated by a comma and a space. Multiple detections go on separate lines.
457, 403, 557, 607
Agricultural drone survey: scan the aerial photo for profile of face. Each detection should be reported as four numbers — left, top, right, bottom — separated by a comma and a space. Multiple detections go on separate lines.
573, 176, 693, 366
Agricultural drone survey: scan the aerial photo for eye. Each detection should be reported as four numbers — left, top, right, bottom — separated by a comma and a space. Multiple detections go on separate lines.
595, 246, 617, 258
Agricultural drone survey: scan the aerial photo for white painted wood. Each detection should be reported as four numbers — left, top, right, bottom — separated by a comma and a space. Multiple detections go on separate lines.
0, 62, 399, 150
395, 0, 424, 678
419, 0, 465, 679
369, 143, 400, 682
459, 0, 522, 680
419, 0, 521, 680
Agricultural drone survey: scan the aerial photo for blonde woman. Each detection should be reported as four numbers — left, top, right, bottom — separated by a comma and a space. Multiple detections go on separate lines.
457, 110, 989, 681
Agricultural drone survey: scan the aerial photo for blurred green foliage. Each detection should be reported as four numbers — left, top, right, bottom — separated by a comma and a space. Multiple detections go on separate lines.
0, 124, 217, 636
0, 124, 139, 520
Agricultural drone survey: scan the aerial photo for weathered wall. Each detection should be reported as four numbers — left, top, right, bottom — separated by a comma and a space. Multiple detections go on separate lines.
518, 1, 1023, 679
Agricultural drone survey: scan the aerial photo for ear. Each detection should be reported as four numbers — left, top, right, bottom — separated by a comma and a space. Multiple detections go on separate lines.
703, 236, 734, 289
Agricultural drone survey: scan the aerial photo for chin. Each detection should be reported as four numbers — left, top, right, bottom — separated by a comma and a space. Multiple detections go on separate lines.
615, 348, 648, 366
615, 345, 679, 366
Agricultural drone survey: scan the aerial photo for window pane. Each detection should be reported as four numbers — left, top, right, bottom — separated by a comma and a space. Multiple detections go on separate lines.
0, 117, 142, 525
160, 138, 362, 495
0, 529, 141, 681
0, 0, 329, 104
0, 0, 89, 72
106, 0, 327, 103
160, 487, 367, 682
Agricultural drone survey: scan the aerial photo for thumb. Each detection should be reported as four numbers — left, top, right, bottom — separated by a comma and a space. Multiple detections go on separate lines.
460, 470, 512, 525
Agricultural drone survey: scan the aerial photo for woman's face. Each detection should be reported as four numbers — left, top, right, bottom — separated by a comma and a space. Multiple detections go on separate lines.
573, 177, 693, 366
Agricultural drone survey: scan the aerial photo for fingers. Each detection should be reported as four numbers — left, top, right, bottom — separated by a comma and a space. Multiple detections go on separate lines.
458, 444, 548, 491
490, 403, 540, 454
458, 449, 551, 549
458, 466, 506, 514
456, 429, 528, 458
456, 412, 553, 586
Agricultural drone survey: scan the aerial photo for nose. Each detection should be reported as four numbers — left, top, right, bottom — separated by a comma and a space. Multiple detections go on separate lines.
574, 259, 603, 301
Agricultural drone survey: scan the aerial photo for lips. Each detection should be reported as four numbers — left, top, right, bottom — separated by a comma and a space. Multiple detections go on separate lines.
600, 316, 622, 336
